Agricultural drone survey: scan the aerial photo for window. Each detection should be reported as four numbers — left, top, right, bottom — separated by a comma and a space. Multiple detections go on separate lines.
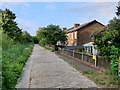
75, 32, 77, 39
71, 33, 73, 39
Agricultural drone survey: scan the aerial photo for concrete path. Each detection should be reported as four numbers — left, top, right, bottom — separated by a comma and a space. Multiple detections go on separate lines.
16, 44, 98, 88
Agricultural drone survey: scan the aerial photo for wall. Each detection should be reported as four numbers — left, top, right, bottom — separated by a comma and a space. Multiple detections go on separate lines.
67, 31, 77, 46
77, 22, 105, 45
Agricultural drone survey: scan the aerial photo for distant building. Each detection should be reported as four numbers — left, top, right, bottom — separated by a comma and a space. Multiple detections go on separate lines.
63, 20, 105, 46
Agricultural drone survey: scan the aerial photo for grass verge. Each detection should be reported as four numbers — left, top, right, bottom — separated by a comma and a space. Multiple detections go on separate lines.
39, 44, 55, 52
59, 56, 118, 88
2, 43, 34, 89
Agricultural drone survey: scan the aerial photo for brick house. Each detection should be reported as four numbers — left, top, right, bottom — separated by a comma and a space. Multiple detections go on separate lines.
63, 20, 105, 46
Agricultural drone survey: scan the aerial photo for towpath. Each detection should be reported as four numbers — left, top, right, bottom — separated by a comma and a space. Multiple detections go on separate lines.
16, 44, 98, 88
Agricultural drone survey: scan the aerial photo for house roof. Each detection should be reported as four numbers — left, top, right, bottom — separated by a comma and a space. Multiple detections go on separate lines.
66, 20, 105, 33
83, 42, 94, 46
83, 42, 97, 47
64, 45, 84, 50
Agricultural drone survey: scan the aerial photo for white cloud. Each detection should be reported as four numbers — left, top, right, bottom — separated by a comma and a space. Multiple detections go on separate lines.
2, 2, 30, 8
2, 2, 30, 17
1, 0, 120, 2
45, 4, 56, 10
78, 16, 91, 22
67, 2, 118, 25
67, 2, 117, 14
90, 2, 117, 16
15, 18, 39, 35
23, 3, 30, 7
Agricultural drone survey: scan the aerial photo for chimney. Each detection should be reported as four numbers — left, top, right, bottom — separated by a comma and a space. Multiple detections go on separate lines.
74, 24, 80, 28
63, 28, 67, 31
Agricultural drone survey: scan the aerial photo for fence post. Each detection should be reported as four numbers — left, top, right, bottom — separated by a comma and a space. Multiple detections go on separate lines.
73, 50, 74, 58
95, 55, 97, 67
82, 49, 83, 61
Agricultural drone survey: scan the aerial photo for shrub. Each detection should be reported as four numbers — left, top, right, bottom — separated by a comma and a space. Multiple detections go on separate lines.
2, 32, 14, 49
2, 43, 34, 89
91, 17, 120, 80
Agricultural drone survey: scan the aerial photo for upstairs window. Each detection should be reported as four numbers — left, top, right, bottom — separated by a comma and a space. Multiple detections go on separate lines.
71, 33, 73, 39
75, 32, 77, 39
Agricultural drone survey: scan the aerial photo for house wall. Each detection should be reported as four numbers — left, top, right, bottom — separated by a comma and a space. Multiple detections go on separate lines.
77, 22, 105, 45
67, 31, 77, 46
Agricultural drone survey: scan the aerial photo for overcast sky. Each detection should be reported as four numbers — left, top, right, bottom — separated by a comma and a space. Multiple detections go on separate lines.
1, 0, 119, 35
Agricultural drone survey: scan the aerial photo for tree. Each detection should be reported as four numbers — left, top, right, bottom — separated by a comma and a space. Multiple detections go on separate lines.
44, 24, 67, 45
116, 1, 120, 17
37, 24, 67, 45
32, 36, 39, 44
36, 27, 46, 45
1, 9, 22, 42
22, 31, 33, 43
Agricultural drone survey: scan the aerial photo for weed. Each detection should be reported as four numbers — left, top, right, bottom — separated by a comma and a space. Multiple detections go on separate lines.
107, 83, 110, 86
100, 82, 106, 85
83, 69, 89, 74
104, 77, 107, 79
105, 70, 109, 75
50, 48, 55, 52
96, 78, 99, 82
110, 80, 115, 84
2, 43, 34, 89
40, 44, 55, 52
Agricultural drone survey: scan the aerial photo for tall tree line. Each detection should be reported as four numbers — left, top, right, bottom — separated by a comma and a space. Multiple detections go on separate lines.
1, 8, 33, 43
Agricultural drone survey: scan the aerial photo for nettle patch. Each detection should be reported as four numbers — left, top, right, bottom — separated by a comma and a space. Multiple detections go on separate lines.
2, 43, 34, 89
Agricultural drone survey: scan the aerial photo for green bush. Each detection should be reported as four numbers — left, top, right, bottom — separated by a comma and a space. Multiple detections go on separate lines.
2, 32, 14, 49
91, 17, 120, 81
51, 48, 55, 52
2, 43, 34, 89
109, 46, 119, 76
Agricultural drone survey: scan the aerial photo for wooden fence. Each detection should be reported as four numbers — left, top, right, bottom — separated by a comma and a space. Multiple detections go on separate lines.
59, 49, 111, 69
44, 44, 111, 70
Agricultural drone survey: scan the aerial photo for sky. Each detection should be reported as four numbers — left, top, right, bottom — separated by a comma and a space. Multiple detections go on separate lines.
1, 0, 119, 35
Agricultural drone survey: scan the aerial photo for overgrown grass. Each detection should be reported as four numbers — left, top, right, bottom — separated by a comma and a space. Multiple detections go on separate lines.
73, 65, 118, 88
2, 43, 34, 89
83, 69, 118, 88
39, 44, 55, 52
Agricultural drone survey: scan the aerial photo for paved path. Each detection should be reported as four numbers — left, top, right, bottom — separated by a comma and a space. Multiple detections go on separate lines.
16, 44, 98, 88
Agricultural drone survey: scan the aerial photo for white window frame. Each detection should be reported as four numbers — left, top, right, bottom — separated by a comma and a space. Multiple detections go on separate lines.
71, 33, 73, 40
75, 32, 77, 39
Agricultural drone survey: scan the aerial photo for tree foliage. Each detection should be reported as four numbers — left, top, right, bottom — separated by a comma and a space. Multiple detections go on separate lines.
22, 31, 33, 43
37, 24, 67, 45
116, 1, 120, 17
32, 36, 39, 44
1, 8, 35, 89
91, 17, 120, 56
1, 9, 22, 42
1, 8, 34, 44
36, 27, 46, 45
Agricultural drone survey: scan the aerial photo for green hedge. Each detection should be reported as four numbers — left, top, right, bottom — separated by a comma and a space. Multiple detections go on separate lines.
1, 32, 14, 50
2, 43, 34, 89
